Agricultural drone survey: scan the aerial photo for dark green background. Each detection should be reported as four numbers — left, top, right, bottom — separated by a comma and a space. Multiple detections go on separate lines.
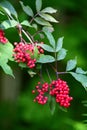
0, 0, 87, 129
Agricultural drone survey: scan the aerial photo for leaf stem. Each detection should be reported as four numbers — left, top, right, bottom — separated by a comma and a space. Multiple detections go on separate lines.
57, 71, 69, 75
40, 65, 45, 83
30, 12, 39, 24
33, 30, 43, 38
55, 52, 58, 79
22, 29, 33, 44
46, 67, 52, 82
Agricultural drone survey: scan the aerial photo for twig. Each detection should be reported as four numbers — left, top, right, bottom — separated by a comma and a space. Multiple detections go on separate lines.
33, 30, 43, 38
57, 72, 69, 75
30, 13, 39, 24
46, 67, 52, 82
22, 29, 33, 44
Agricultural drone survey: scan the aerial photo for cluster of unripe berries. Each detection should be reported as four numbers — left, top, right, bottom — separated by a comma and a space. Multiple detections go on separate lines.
13, 42, 44, 68
0, 29, 8, 44
32, 79, 73, 108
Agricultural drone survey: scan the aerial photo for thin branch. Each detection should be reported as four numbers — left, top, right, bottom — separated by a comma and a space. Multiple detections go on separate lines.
33, 30, 43, 38
22, 29, 33, 44
49, 63, 56, 72
46, 67, 52, 82
57, 72, 69, 75
30, 13, 39, 24
55, 52, 58, 79
40, 65, 45, 83
26, 31, 34, 42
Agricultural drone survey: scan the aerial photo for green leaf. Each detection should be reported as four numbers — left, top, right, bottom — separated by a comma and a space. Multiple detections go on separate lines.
28, 70, 36, 77
0, 11, 4, 15
57, 48, 67, 61
33, 46, 39, 59
58, 104, 67, 112
43, 26, 54, 32
36, 0, 42, 12
66, 58, 77, 71
82, 114, 87, 116
37, 44, 54, 52
34, 17, 52, 26
20, 1, 34, 17
1, 20, 18, 29
32, 24, 38, 30
56, 37, 64, 52
1, 64, 14, 77
41, 7, 57, 14
49, 96, 56, 115
37, 54, 55, 63
0, 42, 14, 77
76, 67, 87, 74
21, 20, 32, 27
19, 63, 27, 68
70, 72, 87, 89
39, 12, 58, 23
43, 28, 55, 49
0, 0, 18, 19
0, 5, 12, 19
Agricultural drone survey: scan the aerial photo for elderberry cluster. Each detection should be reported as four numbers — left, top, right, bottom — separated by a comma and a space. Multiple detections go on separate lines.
13, 42, 44, 68
32, 82, 49, 104
0, 29, 8, 44
32, 79, 73, 108
49, 79, 73, 108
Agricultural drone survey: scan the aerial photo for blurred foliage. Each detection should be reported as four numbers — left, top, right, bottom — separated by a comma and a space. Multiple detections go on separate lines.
0, 0, 87, 130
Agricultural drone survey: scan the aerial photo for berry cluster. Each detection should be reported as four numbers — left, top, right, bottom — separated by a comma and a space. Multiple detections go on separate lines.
13, 42, 44, 68
49, 79, 73, 108
32, 79, 73, 108
0, 29, 8, 44
32, 82, 49, 104
35, 42, 44, 54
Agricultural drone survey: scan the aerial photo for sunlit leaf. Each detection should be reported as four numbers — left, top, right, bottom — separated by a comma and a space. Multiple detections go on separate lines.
41, 7, 57, 14
0, 0, 18, 19
0, 20, 18, 29
39, 12, 58, 23
36, 0, 42, 12
43, 26, 54, 32
21, 20, 32, 27
0, 11, 4, 15
56, 37, 64, 52
57, 48, 67, 61
28, 70, 36, 77
43, 28, 55, 49
37, 43, 54, 52
34, 17, 52, 26
76, 67, 87, 74
70, 72, 87, 89
20, 1, 34, 17
0, 5, 12, 19
0, 42, 14, 77
37, 54, 55, 63
32, 23, 38, 30
66, 58, 77, 71
33, 46, 39, 59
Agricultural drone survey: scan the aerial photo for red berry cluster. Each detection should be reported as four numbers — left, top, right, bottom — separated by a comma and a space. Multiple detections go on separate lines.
13, 42, 44, 68
35, 42, 44, 54
32, 82, 49, 104
0, 29, 8, 44
49, 79, 73, 108
32, 79, 73, 108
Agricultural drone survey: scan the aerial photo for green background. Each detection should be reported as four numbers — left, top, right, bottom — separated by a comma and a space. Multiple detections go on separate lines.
0, 0, 87, 129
